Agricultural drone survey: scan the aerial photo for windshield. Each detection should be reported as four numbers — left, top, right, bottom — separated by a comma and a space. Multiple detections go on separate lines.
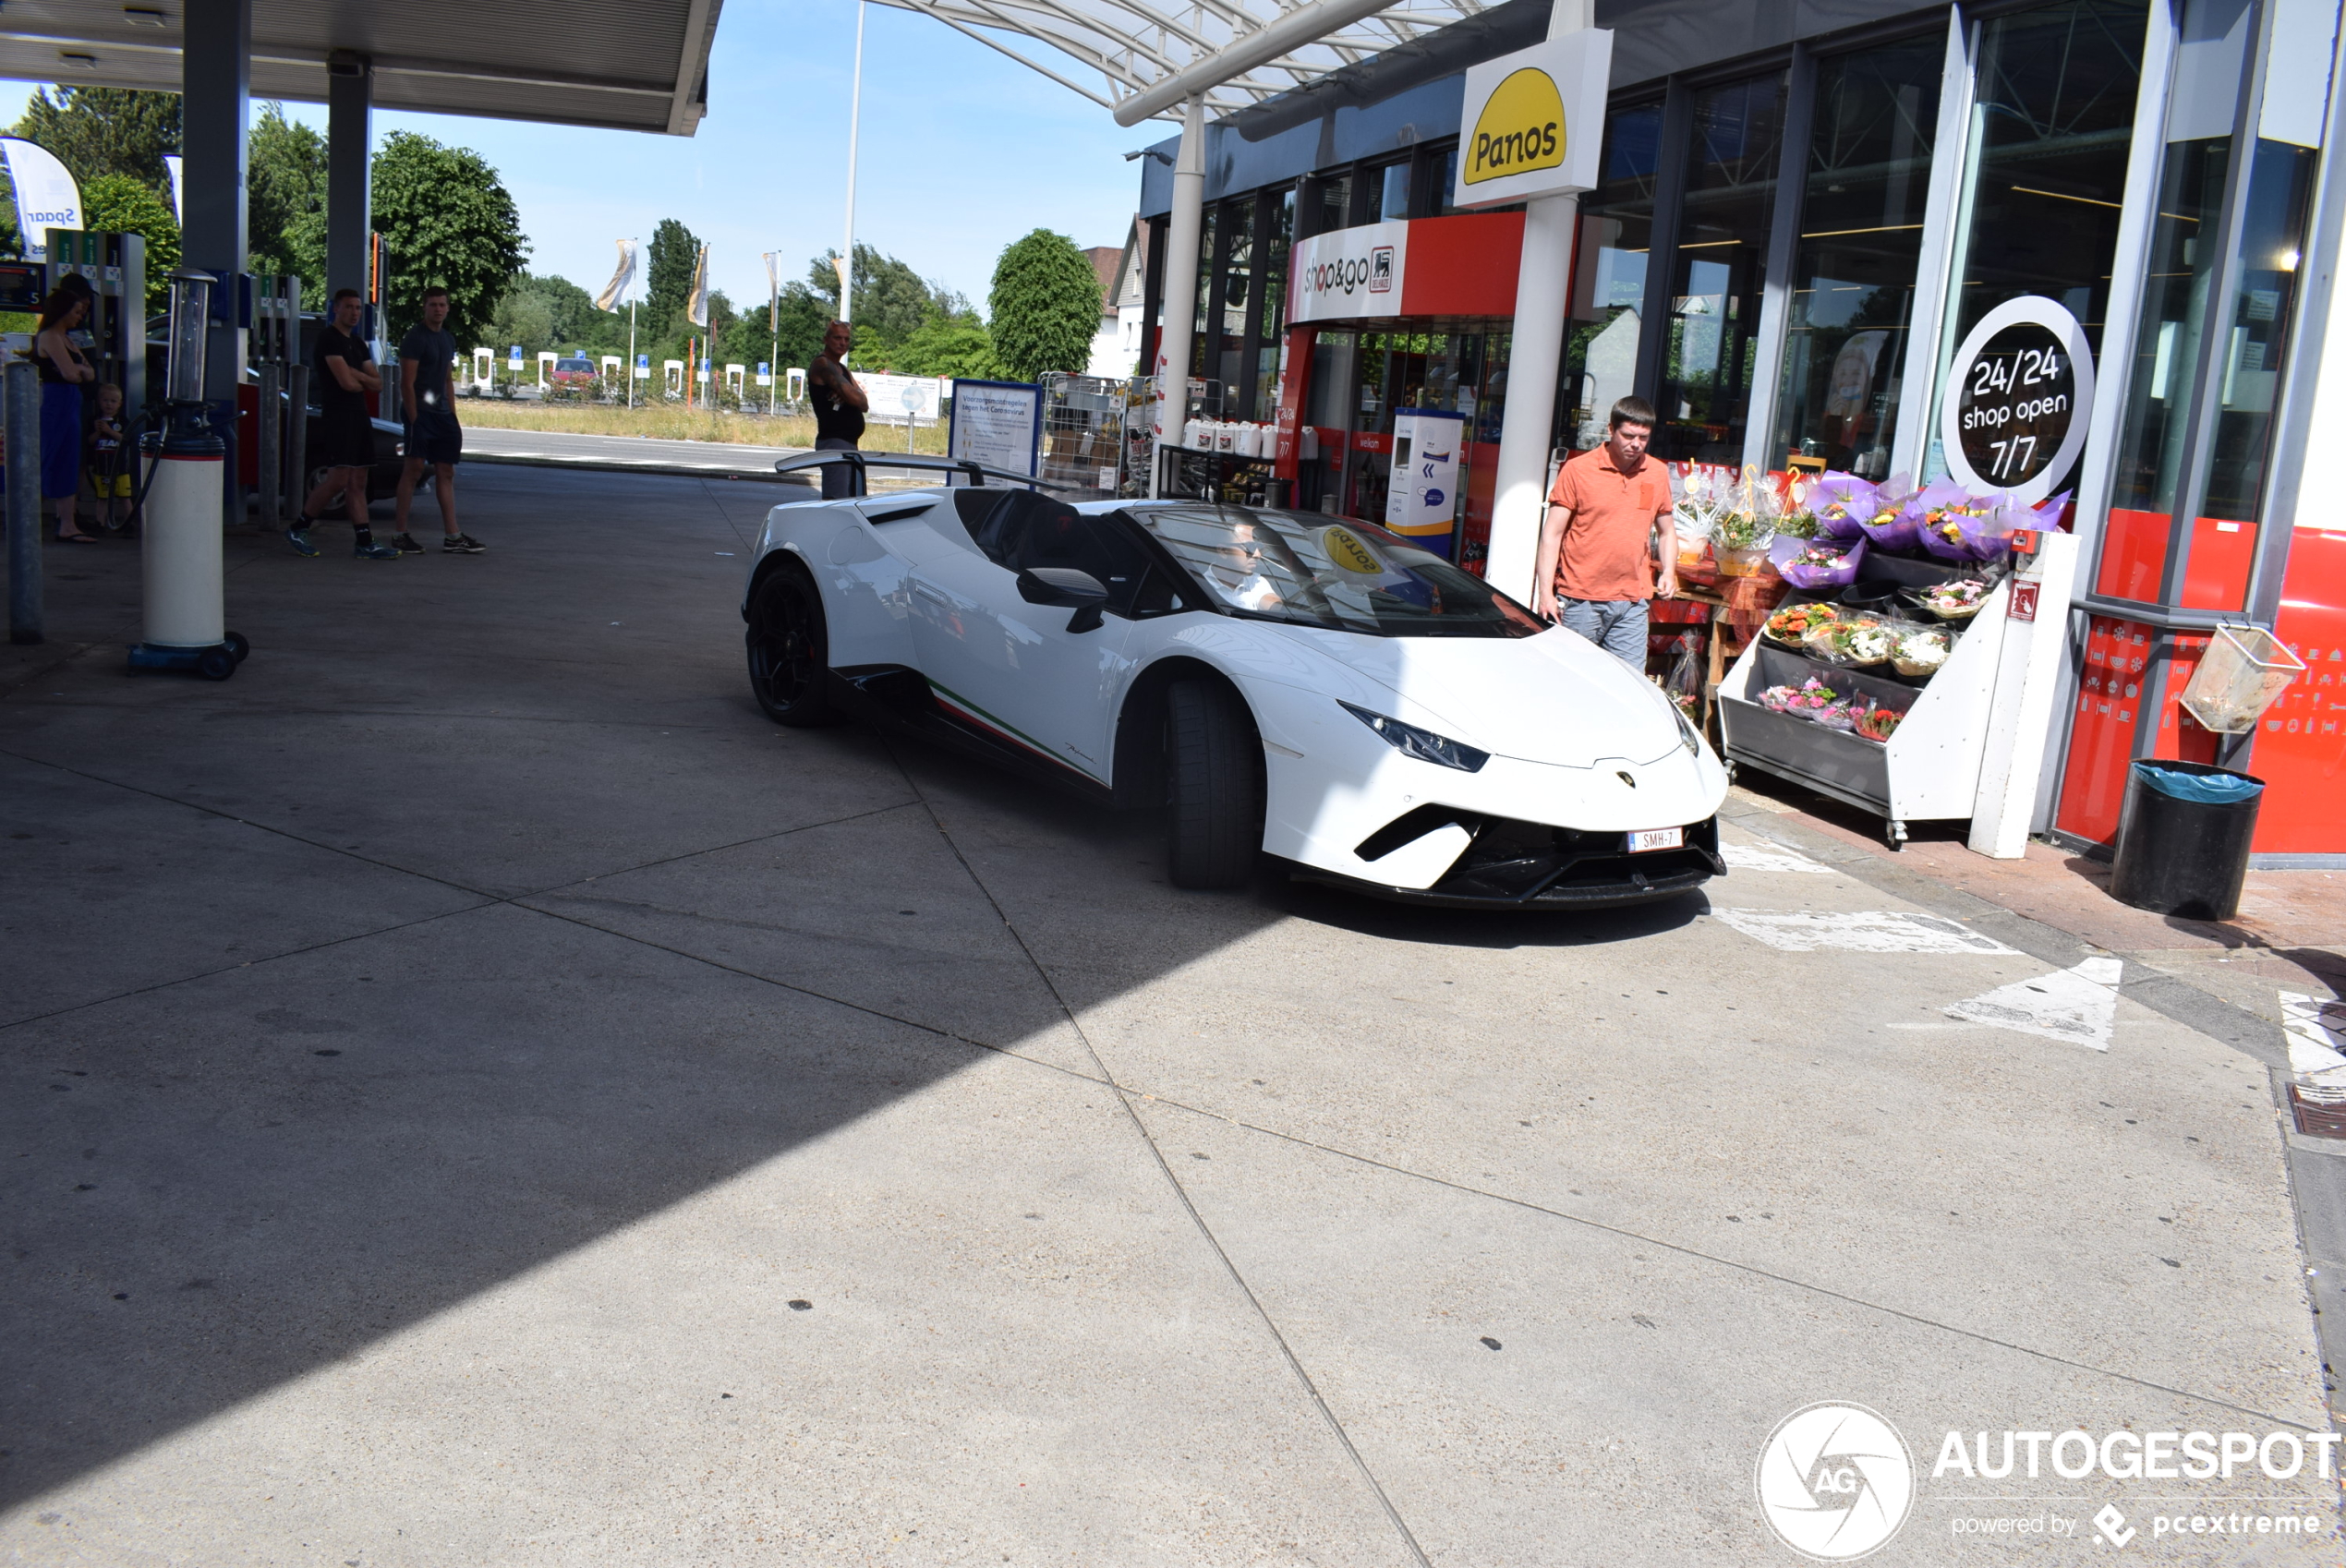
556, 358, 593, 372
1127, 506, 1542, 638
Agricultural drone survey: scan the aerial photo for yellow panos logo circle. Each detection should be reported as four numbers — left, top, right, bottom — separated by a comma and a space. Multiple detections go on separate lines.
1466, 67, 1566, 184
1321, 525, 1384, 575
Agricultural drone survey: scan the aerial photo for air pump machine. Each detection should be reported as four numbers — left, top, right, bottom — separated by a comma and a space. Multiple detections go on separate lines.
128, 267, 248, 680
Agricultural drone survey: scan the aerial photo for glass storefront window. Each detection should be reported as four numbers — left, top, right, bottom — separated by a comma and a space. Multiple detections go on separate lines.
2110, 139, 2231, 528
1362, 160, 1410, 223
1314, 174, 1351, 238
1190, 202, 1217, 378
1770, 36, 1943, 477
1561, 101, 1663, 451
1654, 72, 1786, 463
1421, 147, 1458, 217
2204, 142, 2316, 520
1218, 198, 1254, 409
1929, 0, 2149, 479
1256, 189, 1296, 416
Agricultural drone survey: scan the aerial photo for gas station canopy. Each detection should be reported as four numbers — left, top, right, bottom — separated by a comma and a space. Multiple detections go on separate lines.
0, 0, 725, 136
869, 0, 1488, 121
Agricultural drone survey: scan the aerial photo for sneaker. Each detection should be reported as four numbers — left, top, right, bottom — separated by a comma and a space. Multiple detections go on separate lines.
355, 541, 402, 561
286, 526, 320, 558
389, 533, 426, 555
442, 533, 487, 554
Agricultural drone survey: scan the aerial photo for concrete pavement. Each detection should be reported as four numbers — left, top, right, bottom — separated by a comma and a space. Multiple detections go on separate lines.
2, 468, 2340, 1564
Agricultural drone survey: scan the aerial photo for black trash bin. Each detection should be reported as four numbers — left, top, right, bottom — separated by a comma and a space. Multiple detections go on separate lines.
2108, 759, 2265, 921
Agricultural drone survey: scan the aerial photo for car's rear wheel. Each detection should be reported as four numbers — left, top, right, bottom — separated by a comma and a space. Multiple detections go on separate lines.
1165, 678, 1263, 889
746, 562, 842, 727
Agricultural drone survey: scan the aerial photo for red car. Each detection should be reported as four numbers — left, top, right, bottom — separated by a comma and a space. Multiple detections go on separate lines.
549, 356, 599, 387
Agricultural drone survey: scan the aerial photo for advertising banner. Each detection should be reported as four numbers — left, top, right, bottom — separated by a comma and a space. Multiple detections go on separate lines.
948, 380, 1042, 478
1449, 30, 1614, 210
594, 239, 638, 312
1937, 296, 2096, 505
0, 139, 82, 263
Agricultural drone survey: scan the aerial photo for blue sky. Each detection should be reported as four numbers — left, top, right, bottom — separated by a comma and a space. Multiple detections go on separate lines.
0, 0, 1148, 314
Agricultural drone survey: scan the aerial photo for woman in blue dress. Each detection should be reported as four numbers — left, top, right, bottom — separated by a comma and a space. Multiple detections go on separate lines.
31, 284, 99, 542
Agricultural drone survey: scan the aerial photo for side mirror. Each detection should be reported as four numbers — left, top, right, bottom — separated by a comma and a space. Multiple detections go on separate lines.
1016, 567, 1110, 633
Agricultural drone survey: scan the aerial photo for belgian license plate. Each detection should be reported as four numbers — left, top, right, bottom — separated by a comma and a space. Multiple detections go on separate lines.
1627, 827, 1684, 853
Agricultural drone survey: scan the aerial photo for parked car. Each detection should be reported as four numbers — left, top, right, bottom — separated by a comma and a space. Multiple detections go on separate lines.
549, 356, 599, 387
741, 454, 1728, 907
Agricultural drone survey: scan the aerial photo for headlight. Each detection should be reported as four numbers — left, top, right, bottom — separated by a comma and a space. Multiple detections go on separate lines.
1338, 701, 1489, 773
1674, 702, 1704, 756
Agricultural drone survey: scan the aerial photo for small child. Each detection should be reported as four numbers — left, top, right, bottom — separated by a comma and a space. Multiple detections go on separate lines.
88, 381, 131, 532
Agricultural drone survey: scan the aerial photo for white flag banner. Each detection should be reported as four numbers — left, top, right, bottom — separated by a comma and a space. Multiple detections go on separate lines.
1, 139, 83, 262
762, 250, 779, 296
163, 153, 183, 223
687, 244, 709, 328
594, 237, 637, 312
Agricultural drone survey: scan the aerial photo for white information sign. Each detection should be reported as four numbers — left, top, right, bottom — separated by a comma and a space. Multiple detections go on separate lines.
948, 380, 1042, 479
1938, 296, 2097, 505
858, 372, 948, 427
1450, 30, 1614, 210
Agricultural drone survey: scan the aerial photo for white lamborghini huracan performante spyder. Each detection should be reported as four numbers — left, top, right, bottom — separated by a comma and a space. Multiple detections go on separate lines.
743, 459, 1727, 907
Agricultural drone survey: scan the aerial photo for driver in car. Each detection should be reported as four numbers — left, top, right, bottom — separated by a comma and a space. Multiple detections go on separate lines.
1198, 520, 1287, 612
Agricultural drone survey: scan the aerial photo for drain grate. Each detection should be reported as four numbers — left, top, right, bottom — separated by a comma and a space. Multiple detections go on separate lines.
2288, 1083, 2346, 1139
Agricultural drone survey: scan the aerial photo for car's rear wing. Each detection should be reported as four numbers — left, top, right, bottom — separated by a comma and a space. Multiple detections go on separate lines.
773, 450, 1084, 496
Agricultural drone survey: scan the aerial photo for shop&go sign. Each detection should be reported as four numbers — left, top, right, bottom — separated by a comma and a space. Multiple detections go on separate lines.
1450, 29, 1613, 209
1288, 221, 1409, 325
1939, 296, 2096, 505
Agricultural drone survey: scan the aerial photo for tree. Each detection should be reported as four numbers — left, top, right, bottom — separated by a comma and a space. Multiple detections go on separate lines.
892, 313, 998, 380
770, 283, 830, 377
80, 174, 179, 310
806, 243, 962, 360
986, 230, 1099, 382
647, 219, 698, 325
13, 87, 179, 194
371, 130, 527, 344
248, 103, 327, 301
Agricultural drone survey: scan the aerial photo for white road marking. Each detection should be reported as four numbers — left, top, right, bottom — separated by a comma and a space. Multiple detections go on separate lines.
2280, 991, 2346, 1083
1944, 957, 2123, 1051
1712, 909, 2019, 955
1722, 841, 1835, 874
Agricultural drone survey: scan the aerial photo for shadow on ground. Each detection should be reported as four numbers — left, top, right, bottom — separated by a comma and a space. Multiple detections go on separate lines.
0, 465, 1694, 1510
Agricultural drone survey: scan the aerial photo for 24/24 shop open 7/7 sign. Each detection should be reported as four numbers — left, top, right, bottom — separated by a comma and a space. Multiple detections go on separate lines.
1939, 296, 2097, 505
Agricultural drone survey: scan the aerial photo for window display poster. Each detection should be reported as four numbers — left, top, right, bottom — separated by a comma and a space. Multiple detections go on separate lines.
948, 380, 1042, 480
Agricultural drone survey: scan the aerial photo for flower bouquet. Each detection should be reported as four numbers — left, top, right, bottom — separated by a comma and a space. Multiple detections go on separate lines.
1771, 534, 1867, 589
1916, 488, 2011, 562
1714, 506, 1775, 576
1762, 600, 1839, 647
1808, 473, 1879, 542
1917, 577, 1991, 621
1813, 695, 1861, 731
1890, 626, 1951, 678
1853, 704, 1904, 742
1766, 674, 1844, 720
1833, 620, 1896, 668
1861, 475, 1928, 553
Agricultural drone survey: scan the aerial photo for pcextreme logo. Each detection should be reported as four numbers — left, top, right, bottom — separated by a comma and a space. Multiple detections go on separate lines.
1464, 66, 1566, 185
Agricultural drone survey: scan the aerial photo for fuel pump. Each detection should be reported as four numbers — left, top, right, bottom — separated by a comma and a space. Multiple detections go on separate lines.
128, 268, 248, 681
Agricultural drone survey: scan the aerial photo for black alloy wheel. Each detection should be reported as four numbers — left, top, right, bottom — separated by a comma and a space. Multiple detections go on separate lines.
746, 563, 841, 727
1164, 678, 1264, 889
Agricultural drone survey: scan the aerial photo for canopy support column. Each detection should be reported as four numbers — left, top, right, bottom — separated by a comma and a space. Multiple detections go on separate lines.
1152, 93, 1205, 496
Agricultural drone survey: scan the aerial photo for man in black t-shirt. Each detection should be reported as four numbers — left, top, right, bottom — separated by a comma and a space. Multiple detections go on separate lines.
288, 287, 400, 560
392, 286, 486, 554
806, 320, 867, 500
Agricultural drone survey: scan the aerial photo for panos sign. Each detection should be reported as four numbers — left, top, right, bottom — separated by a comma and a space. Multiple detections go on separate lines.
1449, 30, 1613, 209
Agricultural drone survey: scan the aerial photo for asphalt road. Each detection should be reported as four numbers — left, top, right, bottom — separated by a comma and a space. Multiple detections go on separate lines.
1, 466, 2335, 1565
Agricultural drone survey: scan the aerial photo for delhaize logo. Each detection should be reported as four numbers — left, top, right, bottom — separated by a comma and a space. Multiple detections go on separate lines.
1465, 66, 1566, 185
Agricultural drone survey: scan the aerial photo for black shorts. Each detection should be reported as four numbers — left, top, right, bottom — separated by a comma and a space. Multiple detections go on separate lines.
315, 408, 374, 470
405, 417, 463, 467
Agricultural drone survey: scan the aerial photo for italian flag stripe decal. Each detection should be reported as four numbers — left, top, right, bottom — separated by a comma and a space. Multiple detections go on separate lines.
925, 680, 1105, 784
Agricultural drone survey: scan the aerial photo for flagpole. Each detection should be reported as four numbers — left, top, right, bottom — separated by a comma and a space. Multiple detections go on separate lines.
841, 0, 865, 341
627, 299, 636, 409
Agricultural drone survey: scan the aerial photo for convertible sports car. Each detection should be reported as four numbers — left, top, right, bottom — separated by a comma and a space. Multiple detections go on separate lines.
743, 455, 1727, 907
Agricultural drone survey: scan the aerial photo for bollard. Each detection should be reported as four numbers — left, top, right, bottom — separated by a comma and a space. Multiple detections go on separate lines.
6, 358, 41, 645
257, 362, 281, 528
285, 363, 309, 525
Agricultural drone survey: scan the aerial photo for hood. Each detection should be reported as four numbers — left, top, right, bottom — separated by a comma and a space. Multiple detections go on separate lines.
1270, 625, 1686, 768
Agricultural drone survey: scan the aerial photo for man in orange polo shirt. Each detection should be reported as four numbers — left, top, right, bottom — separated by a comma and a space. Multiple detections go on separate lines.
1531, 395, 1676, 667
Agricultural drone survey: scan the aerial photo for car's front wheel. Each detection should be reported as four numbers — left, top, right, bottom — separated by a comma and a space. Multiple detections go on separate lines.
746, 562, 842, 727
1165, 678, 1264, 889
